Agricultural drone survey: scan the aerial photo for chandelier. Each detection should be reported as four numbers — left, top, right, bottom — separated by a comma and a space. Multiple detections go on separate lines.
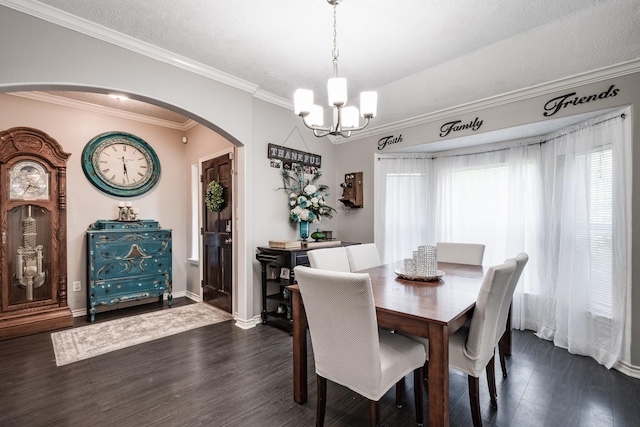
294, 0, 377, 138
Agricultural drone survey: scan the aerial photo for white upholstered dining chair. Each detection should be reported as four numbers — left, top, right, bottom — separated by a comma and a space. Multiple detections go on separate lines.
404, 257, 517, 427
307, 246, 351, 272
436, 242, 485, 266
345, 243, 382, 272
293, 266, 426, 427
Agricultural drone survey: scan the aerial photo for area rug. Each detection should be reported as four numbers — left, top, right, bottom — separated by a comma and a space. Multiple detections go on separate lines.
51, 303, 232, 366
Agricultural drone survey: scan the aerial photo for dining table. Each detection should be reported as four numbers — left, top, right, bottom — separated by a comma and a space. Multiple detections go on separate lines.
289, 261, 488, 427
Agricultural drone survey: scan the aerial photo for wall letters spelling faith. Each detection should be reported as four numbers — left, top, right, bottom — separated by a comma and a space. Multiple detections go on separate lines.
543, 84, 619, 117
268, 143, 321, 168
439, 117, 483, 138
377, 134, 403, 150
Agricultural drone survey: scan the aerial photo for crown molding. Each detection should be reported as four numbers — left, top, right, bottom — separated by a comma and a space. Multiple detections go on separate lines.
335, 58, 640, 144
9, 91, 198, 131
253, 88, 293, 110
0, 0, 259, 95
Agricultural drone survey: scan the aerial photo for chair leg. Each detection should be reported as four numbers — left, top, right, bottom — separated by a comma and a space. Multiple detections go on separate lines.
316, 375, 327, 427
499, 305, 512, 378
468, 375, 483, 427
498, 338, 508, 378
369, 400, 380, 427
396, 376, 405, 408
414, 367, 424, 426
486, 355, 498, 409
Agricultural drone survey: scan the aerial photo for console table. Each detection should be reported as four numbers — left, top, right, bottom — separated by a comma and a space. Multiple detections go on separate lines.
86, 220, 172, 322
256, 242, 358, 333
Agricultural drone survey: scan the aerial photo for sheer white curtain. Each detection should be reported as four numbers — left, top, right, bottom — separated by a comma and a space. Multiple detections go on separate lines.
374, 155, 433, 263
374, 108, 630, 368
534, 111, 630, 368
431, 145, 543, 332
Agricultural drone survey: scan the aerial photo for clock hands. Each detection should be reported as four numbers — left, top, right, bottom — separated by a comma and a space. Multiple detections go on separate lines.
120, 156, 129, 183
22, 183, 35, 195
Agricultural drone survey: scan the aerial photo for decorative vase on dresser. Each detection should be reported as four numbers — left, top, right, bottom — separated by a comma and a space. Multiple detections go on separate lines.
86, 220, 172, 322
0, 127, 74, 340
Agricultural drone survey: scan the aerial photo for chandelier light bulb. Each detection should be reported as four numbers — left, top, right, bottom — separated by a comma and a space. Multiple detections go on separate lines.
360, 92, 378, 118
342, 106, 360, 128
294, 89, 313, 115
327, 77, 347, 106
308, 104, 324, 126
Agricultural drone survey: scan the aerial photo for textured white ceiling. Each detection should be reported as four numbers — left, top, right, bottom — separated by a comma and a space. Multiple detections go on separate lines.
5, 0, 640, 138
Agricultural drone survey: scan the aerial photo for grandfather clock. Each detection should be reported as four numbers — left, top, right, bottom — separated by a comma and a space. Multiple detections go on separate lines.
0, 127, 73, 340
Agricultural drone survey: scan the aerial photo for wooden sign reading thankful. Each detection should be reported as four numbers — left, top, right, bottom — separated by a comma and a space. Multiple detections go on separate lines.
268, 143, 322, 168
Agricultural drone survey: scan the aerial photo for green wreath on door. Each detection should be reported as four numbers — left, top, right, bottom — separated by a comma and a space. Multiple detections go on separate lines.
205, 180, 225, 212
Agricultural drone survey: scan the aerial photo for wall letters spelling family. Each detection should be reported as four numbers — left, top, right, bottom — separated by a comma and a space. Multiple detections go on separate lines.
439, 117, 483, 138
377, 134, 403, 150
543, 84, 619, 117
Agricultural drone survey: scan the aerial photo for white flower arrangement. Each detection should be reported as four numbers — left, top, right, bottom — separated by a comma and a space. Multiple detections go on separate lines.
280, 164, 336, 224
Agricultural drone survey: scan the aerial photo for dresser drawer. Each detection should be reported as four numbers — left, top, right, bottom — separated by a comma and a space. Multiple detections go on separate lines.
89, 232, 171, 261
90, 257, 171, 281
91, 274, 169, 299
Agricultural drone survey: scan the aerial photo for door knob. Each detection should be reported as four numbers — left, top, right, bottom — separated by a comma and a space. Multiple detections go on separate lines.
224, 238, 232, 244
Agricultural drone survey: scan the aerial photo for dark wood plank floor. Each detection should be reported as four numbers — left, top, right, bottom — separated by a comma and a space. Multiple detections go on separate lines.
1, 298, 640, 427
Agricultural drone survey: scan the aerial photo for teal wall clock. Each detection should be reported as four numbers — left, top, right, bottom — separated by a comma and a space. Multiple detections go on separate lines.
82, 131, 161, 197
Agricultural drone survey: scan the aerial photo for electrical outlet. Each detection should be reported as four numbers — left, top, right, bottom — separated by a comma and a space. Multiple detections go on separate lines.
72, 281, 82, 292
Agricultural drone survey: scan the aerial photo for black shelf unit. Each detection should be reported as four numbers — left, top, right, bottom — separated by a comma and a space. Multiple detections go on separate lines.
256, 247, 309, 333
256, 243, 358, 333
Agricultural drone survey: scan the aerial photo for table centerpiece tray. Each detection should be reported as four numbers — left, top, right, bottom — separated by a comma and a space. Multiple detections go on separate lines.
394, 269, 445, 282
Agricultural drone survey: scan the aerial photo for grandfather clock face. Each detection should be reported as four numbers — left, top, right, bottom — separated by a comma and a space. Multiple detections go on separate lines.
9, 160, 50, 200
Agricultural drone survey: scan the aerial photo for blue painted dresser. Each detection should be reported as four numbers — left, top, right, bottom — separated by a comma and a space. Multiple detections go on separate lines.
86, 220, 172, 322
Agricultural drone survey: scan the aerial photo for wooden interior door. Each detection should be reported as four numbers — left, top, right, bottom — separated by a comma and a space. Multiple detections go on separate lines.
202, 153, 233, 313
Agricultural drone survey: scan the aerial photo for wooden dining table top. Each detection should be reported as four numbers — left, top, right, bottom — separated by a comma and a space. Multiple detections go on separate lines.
355, 261, 485, 334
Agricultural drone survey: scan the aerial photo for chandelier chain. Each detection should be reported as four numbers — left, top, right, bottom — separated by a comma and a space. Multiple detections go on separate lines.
332, 4, 338, 67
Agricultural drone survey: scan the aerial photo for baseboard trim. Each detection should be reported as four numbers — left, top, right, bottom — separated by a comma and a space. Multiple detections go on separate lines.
234, 315, 259, 330
185, 290, 201, 302
614, 360, 640, 379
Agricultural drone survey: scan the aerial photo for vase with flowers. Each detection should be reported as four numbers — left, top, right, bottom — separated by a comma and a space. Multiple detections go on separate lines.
280, 163, 336, 241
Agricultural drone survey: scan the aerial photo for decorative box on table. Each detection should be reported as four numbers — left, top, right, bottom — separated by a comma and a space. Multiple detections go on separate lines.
86, 220, 172, 322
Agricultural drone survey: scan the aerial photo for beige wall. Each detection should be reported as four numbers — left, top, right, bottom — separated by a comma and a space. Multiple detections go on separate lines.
0, 94, 187, 313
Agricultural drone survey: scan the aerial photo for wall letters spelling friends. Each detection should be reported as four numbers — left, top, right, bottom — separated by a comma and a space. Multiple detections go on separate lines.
439, 117, 483, 138
377, 134, 403, 150
543, 84, 619, 117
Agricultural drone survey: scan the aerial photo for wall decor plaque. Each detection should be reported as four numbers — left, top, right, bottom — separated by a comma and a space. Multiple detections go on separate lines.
268, 143, 321, 169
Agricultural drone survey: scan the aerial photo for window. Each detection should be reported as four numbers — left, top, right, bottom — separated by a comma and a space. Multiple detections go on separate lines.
577, 148, 613, 318
382, 173, 429, 262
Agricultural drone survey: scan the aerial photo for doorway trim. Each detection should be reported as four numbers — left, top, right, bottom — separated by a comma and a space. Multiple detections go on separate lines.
198, 147, 235, 312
